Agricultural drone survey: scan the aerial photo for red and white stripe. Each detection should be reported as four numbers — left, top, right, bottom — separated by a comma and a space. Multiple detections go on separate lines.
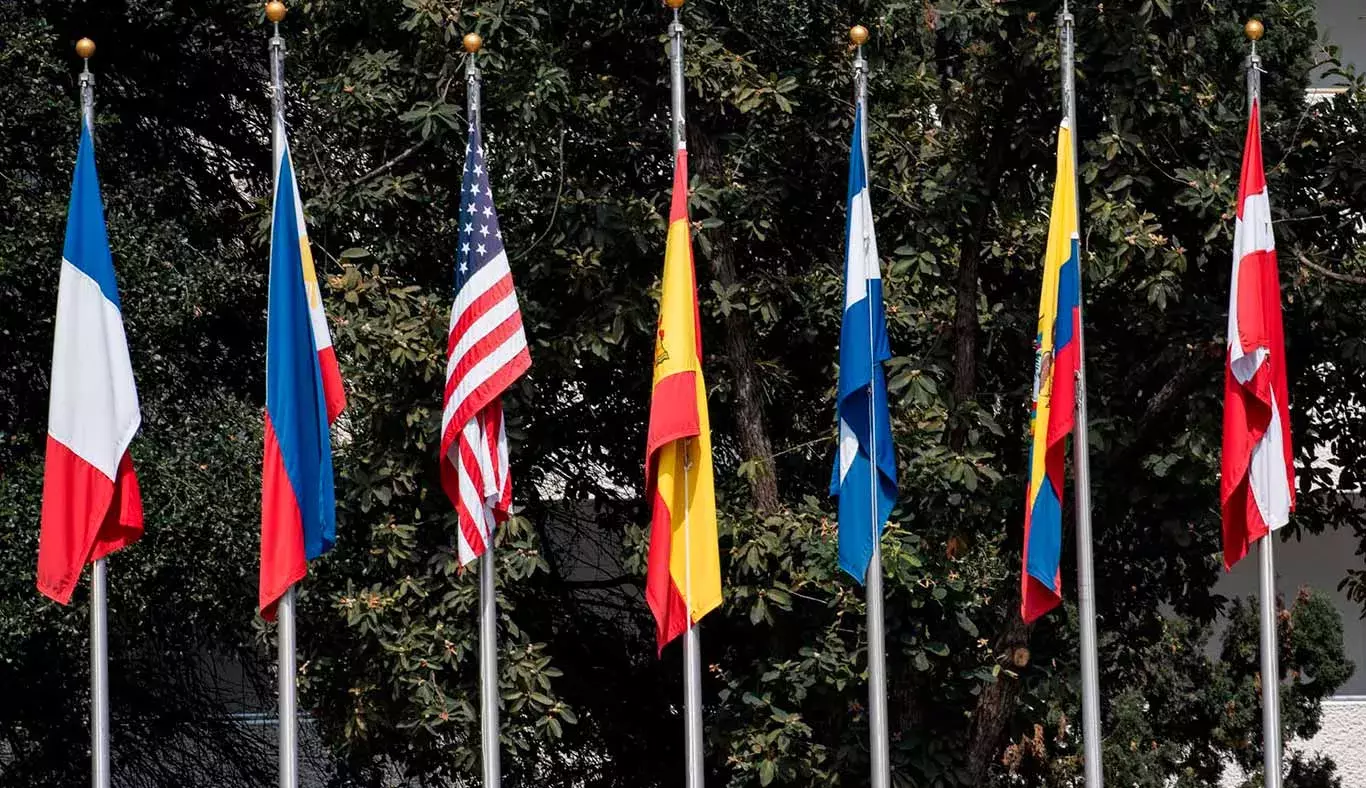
1221, 100, 1295, 569
440, 249, 529, 564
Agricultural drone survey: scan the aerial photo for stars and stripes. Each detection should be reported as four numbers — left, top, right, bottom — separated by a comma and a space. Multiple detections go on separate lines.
1221, 99, 1294, 570
440, 122, 530, 565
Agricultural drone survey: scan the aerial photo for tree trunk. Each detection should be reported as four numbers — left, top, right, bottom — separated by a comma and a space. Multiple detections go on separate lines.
952, 89, 1034, 777
965, 613, 1034, 783
687, 128, 781, 515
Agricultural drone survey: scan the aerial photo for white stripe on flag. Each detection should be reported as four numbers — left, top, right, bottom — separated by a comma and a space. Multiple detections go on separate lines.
1249, 388, 1292, 531
47, 259, 140, 480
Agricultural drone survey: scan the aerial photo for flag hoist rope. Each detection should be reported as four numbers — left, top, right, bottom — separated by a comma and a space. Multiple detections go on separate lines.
1246, 27, 1283, 788
78, 47, 113, 788
668, 6, 706, 787
466, 38, 505, 788
268, 15, 300, 788
852, 36, 891, 788
1060, 4, 1104, 786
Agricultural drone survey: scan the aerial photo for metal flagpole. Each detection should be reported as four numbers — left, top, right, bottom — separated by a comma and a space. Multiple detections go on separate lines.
666, 2, 705, 786
1059, 5, 1104, 786
849, 24, 890, 788
1243, 20, 1282, 788
75, 37, 112, 788
463, 31, 504, 788
265, 4, 298, 788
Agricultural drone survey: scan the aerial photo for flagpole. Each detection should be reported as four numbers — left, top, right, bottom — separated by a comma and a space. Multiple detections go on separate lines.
665, 2, 705, 786
74, 37, 112, 788
460, 30, 506, 788
1241, 20, 1282, 788
848, 24, 891, 788
1059, 5, 1104, 786
265, 5, 299, 788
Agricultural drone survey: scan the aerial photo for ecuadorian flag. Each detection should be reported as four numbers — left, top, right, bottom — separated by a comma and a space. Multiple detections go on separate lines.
259, 119, 346, 619
643, 145, 721, 652
1021, 119, 1080, 623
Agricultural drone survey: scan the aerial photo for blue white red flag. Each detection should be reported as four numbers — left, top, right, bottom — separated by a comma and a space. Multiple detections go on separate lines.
1021, 119, 1081, 623
37, 117, 143, 604
259, 119, 346, 618
830, 101, 897, 584
440, 122, 530, 565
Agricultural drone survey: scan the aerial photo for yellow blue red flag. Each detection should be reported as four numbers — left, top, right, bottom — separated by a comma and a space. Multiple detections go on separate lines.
1022, 119, 1080, 623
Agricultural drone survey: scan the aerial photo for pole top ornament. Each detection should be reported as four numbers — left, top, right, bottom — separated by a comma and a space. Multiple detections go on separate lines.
76, 38, 96, 60
1244, 19, 1264, 42
850, 25, 869, 47
266, 1, 287, 24
664, 0, 685, 10
463, 33, 483, 54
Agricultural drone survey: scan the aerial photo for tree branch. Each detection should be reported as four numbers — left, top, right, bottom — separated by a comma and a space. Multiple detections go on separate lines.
341, 138, 429, 193
1297, 253, 1366, 286
513, 127, 567, 262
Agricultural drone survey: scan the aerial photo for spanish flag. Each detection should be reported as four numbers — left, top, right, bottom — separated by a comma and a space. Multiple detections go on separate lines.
1021, 119, 1081, 623
644, 147, 721, 651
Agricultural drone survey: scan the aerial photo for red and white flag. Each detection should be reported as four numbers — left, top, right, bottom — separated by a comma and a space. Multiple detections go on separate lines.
1221, 99, 1294, 570
439, 122, 530, 565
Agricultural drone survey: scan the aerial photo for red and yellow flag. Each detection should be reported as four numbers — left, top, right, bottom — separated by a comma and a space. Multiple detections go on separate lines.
644, 148, 721, 651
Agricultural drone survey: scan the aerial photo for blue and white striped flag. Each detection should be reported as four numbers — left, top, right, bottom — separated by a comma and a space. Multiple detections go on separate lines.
830, 101, 897, 584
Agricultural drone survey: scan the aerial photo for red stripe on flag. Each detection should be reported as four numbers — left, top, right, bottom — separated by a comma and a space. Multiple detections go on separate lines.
259, 415, 308, 620
318, 346, 347, 424
37, 439, 143, 604
645, 489, 690, 653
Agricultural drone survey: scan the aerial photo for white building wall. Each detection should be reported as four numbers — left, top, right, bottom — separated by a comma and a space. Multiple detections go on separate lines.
1314, 0, 1365, 87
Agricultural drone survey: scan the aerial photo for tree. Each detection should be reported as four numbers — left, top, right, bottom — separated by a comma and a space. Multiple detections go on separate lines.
2, 1, 1364, 786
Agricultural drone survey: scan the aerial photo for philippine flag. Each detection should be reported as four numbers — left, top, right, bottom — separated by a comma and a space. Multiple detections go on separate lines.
258, 119, 346, 619
37, 117, 144, 604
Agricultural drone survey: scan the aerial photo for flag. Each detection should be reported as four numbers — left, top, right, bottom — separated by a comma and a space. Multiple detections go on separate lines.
1021, 119, 1081, 624
439, 122, 531, 564
37, 116, 143, 604
259, 120, 347, 619
644, 147, 721, 651
1221, 99, 1294, 570
830, 101, 897, 584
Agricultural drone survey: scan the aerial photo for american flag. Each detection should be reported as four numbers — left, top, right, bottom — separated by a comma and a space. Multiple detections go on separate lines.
440, 122, 531, 565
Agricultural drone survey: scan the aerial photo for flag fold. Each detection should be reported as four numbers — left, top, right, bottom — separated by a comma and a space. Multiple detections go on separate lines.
830, 102, 897, 584
439, 122, 531, 565
1221, 99, 1294, 570
644, 147, 721, 651
260, 120, 346, 618
38, 119, 143, 604
1021, 119, 1081, 623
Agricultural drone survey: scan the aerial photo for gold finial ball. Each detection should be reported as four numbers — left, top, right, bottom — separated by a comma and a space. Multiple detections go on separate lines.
1245, 19, 1264, 42
75, 38, 95, 60
664, 0, 685, 9
265, 1, 287, 24
463, 33, 483, 54
849, 25, 869, 46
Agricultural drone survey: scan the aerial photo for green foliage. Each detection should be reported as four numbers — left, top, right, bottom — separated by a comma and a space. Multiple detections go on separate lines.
2, 1, 1365, 787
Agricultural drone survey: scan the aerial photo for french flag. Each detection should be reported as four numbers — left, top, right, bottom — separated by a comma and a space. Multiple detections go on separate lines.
259, 119, 346, 619
37, 116, 143, 604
